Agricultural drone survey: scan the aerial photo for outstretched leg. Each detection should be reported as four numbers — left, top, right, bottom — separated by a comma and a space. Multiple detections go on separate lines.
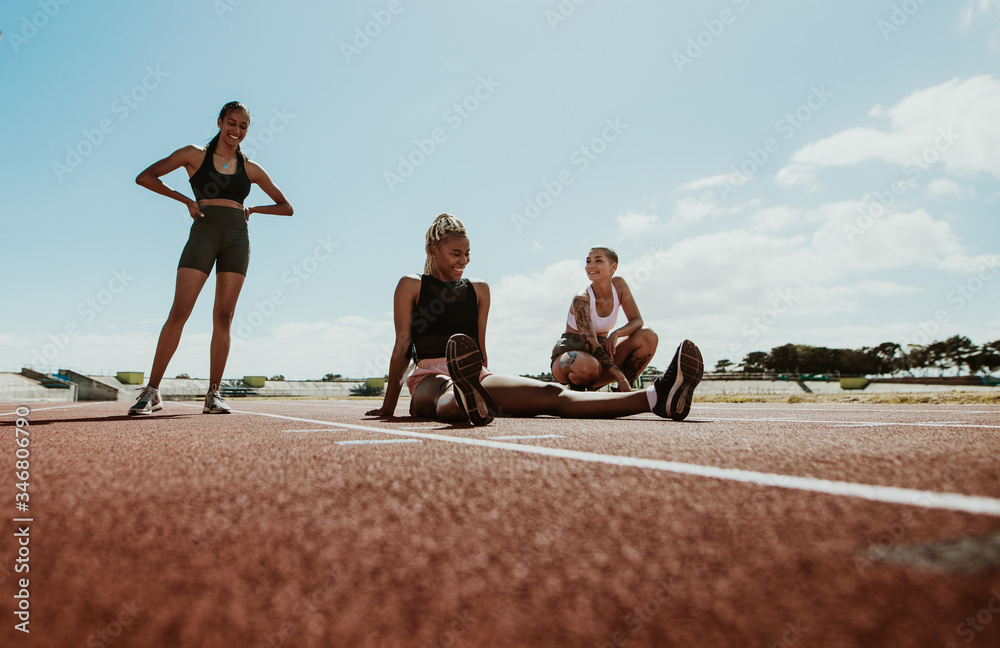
147, 268, 210, 389
482, 374, 650, 418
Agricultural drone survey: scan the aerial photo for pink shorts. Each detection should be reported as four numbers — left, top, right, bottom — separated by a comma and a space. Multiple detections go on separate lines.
406, 357, 493, 394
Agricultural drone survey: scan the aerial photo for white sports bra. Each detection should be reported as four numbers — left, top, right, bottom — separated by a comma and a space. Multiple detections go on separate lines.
566, 284, 620, 335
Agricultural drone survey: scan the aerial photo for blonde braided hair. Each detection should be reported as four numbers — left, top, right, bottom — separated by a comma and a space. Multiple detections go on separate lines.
424, 213, 467, 274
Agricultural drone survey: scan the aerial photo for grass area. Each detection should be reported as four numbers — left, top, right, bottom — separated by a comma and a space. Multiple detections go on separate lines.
693, 391, 1000, 405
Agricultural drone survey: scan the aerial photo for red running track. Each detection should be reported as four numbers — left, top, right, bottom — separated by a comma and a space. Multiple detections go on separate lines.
1, 400, 999, 647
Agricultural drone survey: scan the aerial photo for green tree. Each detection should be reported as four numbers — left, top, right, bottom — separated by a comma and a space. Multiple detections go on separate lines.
714, 359, 733, 373
942, 335, 977, 375
968, 341, 1000, 375
741, 352, 768, 373
872, 342, 903, 376
768, 344, 799, 373
926, 341, 948, 376
904, 345, 930, 376
349, 382, 384, 397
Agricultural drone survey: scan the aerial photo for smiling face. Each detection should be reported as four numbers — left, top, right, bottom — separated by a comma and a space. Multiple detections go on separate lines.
431, 235, 471, 281
217, 108, 250, 148
585, 248, 617, 282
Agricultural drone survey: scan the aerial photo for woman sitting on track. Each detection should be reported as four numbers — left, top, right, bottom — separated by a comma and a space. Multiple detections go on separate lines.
128, 101, 293, 416
550, 246, 658, 392
365, 213, 704, 425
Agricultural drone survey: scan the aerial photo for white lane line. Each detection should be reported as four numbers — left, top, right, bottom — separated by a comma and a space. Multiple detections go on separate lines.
830, 423, 897, 428
831, 420, 969, 428
1, 403, 91, 416
709, 416, 1000, 430
488, 434, 566, 441
228, 408, 1000, 518
336, 439, 422, 446
697, 406, 1000, 414
282, 428, 346, 433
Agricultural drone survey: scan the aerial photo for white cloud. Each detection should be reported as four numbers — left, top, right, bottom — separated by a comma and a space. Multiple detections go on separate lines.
5, 317, 398, 381
667, 195, 759, 227
933, 253, 1000, 274
675, 174, 734, 192
774, 163, 817, 188
483, 196, 979, 374
671, 197, 718, 225
616, 211, 660, 236
778, 75, 1000, 184
925, 178, 964, 199
750, 206, 802, 233
962, 0, 1000, 25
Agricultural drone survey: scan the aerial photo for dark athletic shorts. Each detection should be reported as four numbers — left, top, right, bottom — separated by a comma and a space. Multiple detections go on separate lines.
177, 205, 250, 276
550, 332, 608, 390
550, 332, 608, 362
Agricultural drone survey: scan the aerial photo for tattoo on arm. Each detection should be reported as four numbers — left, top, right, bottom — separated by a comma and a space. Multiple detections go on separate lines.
573, 296, 615, 369
592, 344, 616, 370
573, 296, 615, 370
571, 296, 594, 335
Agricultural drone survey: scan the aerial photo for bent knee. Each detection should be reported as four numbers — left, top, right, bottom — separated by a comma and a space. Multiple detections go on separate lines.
571, 361, 602, 384
634, 328, 658, 350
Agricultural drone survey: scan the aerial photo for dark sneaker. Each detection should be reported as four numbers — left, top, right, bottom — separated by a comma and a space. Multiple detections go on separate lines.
203, 386, 232, 414
652, 340, 704, 421
445, 333, 495, 426
128, 386, 162, 416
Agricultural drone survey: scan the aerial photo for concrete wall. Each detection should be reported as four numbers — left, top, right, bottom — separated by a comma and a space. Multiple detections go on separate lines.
0, 373, 77, 403
62, 370, 124, 401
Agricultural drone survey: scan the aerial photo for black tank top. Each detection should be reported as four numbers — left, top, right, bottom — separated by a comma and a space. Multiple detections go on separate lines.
409, 275, 480, 362
189, 147, 252, 203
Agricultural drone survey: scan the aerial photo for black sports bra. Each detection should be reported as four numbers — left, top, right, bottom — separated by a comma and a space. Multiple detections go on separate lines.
409, 275, 480, 362
189, 148, 252, 203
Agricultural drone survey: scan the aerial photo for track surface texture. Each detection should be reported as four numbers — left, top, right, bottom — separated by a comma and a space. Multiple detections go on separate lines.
2, 400, 1000, 647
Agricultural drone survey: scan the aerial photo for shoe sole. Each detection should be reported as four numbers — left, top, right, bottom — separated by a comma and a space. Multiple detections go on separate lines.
446, 334, 495, 426
128, 403, 162, 416
202, 407, 231, 414
666, 340, 704, 421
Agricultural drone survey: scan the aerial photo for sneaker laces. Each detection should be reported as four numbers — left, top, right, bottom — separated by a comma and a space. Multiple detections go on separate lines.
135, 386, 157, 401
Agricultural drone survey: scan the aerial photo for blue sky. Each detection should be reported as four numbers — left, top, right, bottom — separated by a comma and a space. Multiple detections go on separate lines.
2, 0, 999, 380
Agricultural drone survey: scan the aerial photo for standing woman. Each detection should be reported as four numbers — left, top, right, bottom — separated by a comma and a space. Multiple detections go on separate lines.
550, 247, 658, 392
366, 214, 703, 424
128, 101, 292, 415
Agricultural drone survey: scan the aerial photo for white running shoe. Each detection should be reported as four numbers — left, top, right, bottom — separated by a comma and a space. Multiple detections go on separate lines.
128, 386, 162, 416
203, 386, 231, 414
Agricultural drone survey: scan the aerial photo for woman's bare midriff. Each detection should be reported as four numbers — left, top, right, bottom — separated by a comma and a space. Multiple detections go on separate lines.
198, 198, 244, 210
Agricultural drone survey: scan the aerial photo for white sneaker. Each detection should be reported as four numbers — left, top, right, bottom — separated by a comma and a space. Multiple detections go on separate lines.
128, 386, 162, 416
203, 386, 231, 414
